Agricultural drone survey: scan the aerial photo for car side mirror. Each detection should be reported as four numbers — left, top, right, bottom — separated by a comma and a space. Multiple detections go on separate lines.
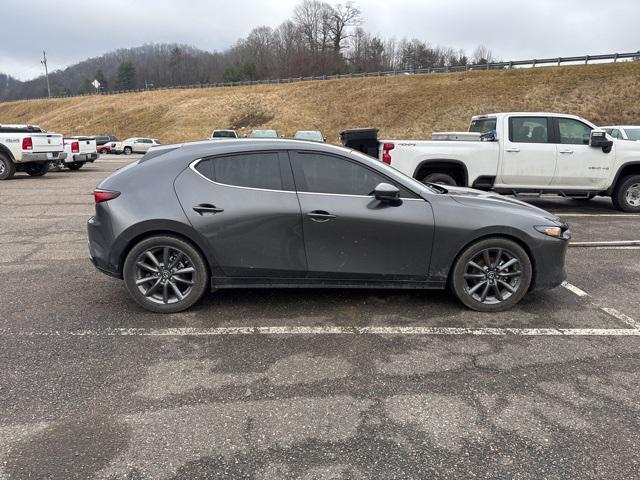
373, 182, 400, 202
590, 130, 613, 151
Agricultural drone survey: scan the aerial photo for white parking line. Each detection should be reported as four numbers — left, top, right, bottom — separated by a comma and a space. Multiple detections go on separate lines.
561, 281, 589, 297
569, 240, 640, 247
562, 281, 640, 329
3, 326, 640, 337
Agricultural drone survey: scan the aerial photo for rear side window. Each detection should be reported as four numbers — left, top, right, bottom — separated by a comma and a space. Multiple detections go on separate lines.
196, 152, 283, 190
509, 117, 549, 143
469, 118, 497, 133
557, 118, 592, 145
292, 152, 416, 198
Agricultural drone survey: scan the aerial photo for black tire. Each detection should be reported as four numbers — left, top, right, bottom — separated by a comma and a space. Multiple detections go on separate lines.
451, 237, 532, 312
123, 147, 132, 155
67, 162, 84, 171
612, 175, 640, 213
0, 153, 16, 180
422, 172, 457, 186
24, 162, 49, 177
123, 235, 209, 313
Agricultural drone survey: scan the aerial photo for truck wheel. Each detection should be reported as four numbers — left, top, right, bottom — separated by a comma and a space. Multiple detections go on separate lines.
123, 147, 132, 155
68, 162, 84, 171
613, 175, 640, 213
24, 162, 49, 177
422, 173, 457, 186
0, 153, 16, 180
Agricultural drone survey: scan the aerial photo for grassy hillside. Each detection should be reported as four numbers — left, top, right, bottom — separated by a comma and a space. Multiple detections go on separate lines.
1, 62, 639, 144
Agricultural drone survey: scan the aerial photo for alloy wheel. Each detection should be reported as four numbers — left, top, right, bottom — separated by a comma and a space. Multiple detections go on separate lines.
134, 246, 196, 305
463, 248, 522, 304
625, 183, 640, 207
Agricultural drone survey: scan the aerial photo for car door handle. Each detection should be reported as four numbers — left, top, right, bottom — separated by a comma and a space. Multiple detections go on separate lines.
505, 147, 520, 153
193, 204, 224, 215
307, 210, 336, 222
559, 149, 574, 154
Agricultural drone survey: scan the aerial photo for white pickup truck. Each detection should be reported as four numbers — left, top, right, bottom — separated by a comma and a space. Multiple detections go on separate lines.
57, 136, 99, 170
0, 124, 67, 180
341, 112, 640, 212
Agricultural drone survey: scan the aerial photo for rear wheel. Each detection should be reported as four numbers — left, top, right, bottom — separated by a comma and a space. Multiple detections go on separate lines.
451, 238, 532, 312
67, 162, 84, 171
24, 162, 49, 177
0, 153, 16, 180
123, 235, 208, 313
612, 175, 640, 213
422, 172, 457, 186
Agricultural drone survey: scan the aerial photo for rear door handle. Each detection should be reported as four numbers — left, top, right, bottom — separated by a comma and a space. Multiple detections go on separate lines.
559, 149, 574, 154
505, 147, 520, 153
193, 203, 224, 215
307, 210, 336, 222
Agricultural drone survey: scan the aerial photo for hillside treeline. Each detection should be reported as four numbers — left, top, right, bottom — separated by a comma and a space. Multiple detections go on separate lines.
0, 0, 493, 101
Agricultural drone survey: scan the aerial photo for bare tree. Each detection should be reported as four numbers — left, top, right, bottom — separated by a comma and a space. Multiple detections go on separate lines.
328, 2, 362, 53
472, 45, 494, 65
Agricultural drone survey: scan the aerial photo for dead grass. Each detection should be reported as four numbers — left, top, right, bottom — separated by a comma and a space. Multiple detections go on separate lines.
1, 62, 639, 144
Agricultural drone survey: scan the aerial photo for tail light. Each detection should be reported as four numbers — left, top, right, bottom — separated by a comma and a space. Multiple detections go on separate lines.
94, 189, 120, 203
22, 137, 33, 150
71, 141, 79, 153
382, 143, 395, 164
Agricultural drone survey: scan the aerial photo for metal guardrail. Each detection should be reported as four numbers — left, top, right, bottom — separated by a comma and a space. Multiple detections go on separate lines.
4, 51, 639, 103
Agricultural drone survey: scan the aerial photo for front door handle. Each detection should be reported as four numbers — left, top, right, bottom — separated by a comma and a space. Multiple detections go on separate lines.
505, 147, 520, 153
307, 210, 336, 222
559, 149, 574, 154
193, 203, 224, 215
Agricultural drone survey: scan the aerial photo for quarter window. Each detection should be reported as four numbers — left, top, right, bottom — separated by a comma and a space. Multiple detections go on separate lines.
557, 118, 592, 145
292, 152, 415, 197
196, 153, 283, 190
509, 117, 549, 143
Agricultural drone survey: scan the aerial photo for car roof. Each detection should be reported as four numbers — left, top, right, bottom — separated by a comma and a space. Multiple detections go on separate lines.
602, 125, 640, 129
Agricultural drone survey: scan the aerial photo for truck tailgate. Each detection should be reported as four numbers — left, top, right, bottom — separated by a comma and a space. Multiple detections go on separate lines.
75, 138, 97, 154
30, 133, 64, 152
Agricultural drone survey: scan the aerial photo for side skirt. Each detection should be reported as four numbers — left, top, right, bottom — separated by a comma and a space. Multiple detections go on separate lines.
211, 277, 446, 291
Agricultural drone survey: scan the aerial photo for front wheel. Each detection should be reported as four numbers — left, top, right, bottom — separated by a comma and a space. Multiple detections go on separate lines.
24, 162, 49, 177
451, 238, 532, 312
123, 147, 132, 155
612, 175, 640, 213
123, 235, 209, 313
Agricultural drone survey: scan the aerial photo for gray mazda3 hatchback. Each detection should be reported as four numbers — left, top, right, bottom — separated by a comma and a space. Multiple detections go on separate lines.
88, 139, 570, 313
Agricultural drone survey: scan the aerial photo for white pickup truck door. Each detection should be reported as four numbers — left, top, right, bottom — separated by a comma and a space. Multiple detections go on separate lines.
499, 116, 556, 187
551, 117, 612, 189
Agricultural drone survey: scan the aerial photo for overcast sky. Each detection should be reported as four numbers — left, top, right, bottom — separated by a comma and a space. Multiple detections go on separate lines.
2, 0, 639, 80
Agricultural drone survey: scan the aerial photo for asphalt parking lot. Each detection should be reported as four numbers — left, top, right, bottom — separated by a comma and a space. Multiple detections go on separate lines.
1, 155, 640, 479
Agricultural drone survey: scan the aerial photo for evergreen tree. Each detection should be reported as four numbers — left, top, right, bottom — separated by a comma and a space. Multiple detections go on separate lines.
116, 61, 136, 90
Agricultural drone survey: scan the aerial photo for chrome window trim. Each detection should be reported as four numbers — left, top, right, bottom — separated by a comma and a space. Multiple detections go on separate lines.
189, 158, 294, 194
297, 191, 425, 201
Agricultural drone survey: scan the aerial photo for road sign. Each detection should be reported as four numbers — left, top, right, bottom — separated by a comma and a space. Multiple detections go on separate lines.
92, 79, 101, 90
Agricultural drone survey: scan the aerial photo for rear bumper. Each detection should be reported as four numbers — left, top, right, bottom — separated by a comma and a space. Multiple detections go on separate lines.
21, 151, 67, 162
88, 212, 121, 278
68, 153, 99, 163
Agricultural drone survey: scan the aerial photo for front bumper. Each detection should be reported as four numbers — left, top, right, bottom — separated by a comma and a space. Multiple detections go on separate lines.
529, 234, 570, 291
67, 152, 99, 163
21, 151, 67, 162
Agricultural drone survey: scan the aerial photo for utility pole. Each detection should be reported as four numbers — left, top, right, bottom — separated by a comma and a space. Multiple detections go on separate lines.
41, 50, 51, 98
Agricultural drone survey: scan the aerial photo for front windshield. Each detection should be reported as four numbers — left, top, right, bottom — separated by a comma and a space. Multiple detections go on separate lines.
469, 118, 497, 133
251, 130, 277, 138
625, 128, 640, 141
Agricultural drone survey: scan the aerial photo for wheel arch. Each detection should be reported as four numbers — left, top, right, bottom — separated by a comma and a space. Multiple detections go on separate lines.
445, 231, 537, 291
114, 222, 218, 279
413, 159, 469, 186
0, 144, 16, 162
607, 161, 640, 196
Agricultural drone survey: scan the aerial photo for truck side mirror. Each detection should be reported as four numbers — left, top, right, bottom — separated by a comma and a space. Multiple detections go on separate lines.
590, 130, 613, 151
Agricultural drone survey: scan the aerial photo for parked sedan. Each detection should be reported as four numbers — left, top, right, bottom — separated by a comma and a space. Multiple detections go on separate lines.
88, 140, 570, 313
602, 126, 640, 141
249, 129, 278, 138
94, 135, 119, 154
114, 138, 160, 155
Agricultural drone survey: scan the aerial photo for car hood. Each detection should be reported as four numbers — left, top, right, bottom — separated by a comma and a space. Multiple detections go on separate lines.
444, 185, 561, 221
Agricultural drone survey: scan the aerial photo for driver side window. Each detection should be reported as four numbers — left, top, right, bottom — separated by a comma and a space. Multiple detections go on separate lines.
291, 152, 416, 198
558, 118, 592, 145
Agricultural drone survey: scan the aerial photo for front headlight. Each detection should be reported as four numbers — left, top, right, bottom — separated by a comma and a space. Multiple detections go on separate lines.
535, 225, 571, 240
